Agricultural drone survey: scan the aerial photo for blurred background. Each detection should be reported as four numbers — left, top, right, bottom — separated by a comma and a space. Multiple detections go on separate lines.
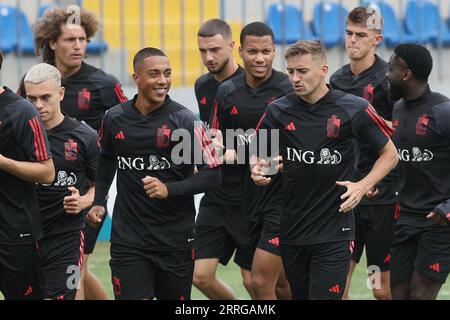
2, 0, 450, 88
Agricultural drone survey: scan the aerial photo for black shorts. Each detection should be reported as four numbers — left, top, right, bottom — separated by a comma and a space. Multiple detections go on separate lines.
39, 230, 85, 300
391, 218, 450, 287
0, 242, 45, 300
110, 243, 194, 300
84, 208, 107, 254
280, 241, 351, 300
352, 203, 396, 272
194, 204, 253, 270
249, 210, 281, 256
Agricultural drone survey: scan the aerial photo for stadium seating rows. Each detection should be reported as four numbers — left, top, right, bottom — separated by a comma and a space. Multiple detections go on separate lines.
267, 0, 450, 47
2, 0, 450, 87
0, 3, 108, 55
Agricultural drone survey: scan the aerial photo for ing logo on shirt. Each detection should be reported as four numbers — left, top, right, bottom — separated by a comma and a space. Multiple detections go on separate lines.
54, 171, 78, 186
286, 147, 342, 165
398, 148, 433, 162
117, 155, 171, 171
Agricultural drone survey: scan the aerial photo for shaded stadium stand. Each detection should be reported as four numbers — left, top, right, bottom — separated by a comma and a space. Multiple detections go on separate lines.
0, 4, 34, 54
267, 3, 313, 44
38, 3, 55, 17
363, 0, 418, 46
0, 5, 16, 53
15, 7, 35, 54
404, 0, 435, 44
311, 2, 348, 48
404, 0, 450, 46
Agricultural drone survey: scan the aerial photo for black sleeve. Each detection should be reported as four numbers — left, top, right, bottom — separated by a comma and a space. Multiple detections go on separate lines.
209, 86, 226, 134
16, 76, 26, 98
165, 166, 221, 197
352, 104, 391, 150
253, 106, 279, 158
431, 102, 450, 222
11, 100, 52, 161
433, 102, 450, 142
74, 123, 99, 181
93, 108, 117, 207
100, 77, 128, 111
92, 152, 116, 207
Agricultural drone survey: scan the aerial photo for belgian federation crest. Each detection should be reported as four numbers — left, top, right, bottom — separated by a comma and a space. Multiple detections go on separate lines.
78, 88, 91, 110
363, 83, 375, 104
65, 139, 78, 161
157, 124, 171, 148
416, 114, 429, 136
327, 114, 341, 138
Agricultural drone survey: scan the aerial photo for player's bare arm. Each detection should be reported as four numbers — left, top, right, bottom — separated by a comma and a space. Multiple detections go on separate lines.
0, 154, 55, 184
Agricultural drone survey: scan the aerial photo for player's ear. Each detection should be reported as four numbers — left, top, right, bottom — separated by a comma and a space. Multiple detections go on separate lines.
238, 46, 243, 59
321, 64, 329, 76
229, 40, 235, 50
49, 40, 56, 51
59, 86, 65, 101
403, 69, 413, 81
374, 33, 383, 46
132, 73, 138, 84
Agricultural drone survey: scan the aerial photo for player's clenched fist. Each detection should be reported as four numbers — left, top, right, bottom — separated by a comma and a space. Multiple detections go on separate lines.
142, 176, 169, 199
86, 205, 106, 228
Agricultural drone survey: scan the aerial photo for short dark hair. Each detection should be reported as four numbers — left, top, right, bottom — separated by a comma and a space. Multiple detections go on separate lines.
133, 47, 167, 71
285, 40, 327, 63
347, 6, 383, 33
0, 50, 3, 70
394, 43, 433, 81
198, 19, 232, 39
240, 22, 274, 46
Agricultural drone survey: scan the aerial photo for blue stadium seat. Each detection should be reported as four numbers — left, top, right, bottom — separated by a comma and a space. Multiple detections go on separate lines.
0, 4, 34, 54
363, 0, 418, 46
267, 3, 313, 44
311, 2, 348, 48
411, 1, 450, 46
403, 0, 450, 45
87, 40, 108, 54
0, 5, 17, 53
15, 7, 35, 54
38, 3, 56, 17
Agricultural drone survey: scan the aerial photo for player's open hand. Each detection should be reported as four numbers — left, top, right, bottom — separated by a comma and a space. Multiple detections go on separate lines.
336, 180, 367, 213
64, 186, 83, 214
142, 176, 168, 199
86, 205, 105, 228
251, 159, 272, 186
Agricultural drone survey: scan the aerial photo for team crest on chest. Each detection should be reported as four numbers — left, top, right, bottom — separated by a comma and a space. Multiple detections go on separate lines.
416, 114, 429, 136
363, 84, 374, 104
78, 88, 91, 110
157, 124, 171, 148
64, 139, 78, 161
327, 114, 341, 138
266, 96, 277, 105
